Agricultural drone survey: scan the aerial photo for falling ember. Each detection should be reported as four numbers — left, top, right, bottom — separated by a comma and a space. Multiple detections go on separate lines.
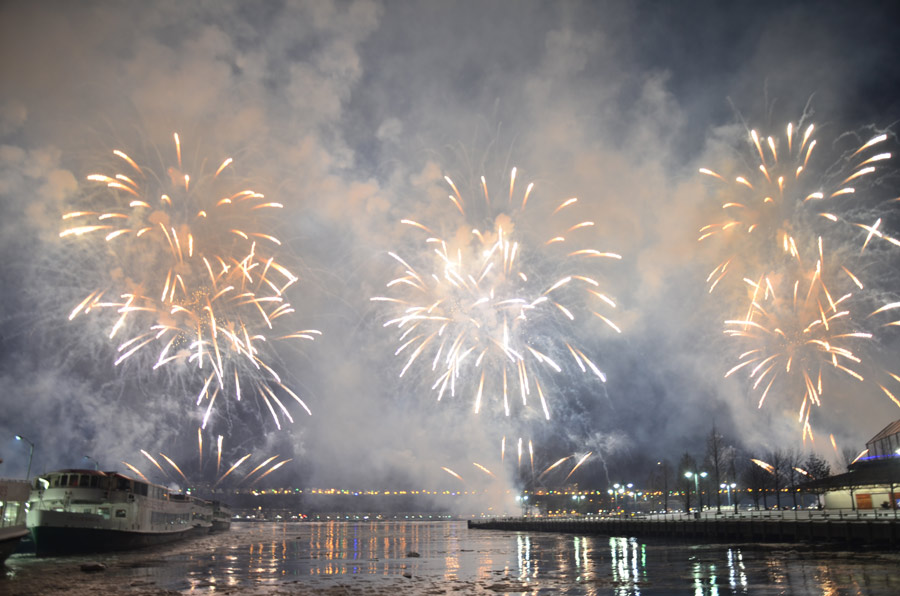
750, 458, 775, 475
793, 466, 812, 479
442, 467, 464, 482
850, 449, 869, 465
373, 167, 620, 419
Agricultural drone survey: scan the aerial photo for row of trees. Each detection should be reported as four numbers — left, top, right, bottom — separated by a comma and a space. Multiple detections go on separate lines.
650, 426, 836, 512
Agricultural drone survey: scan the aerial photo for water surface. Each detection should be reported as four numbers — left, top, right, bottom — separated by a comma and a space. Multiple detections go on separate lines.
4, 520, 900, 594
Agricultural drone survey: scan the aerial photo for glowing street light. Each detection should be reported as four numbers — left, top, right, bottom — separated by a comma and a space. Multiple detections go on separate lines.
608, 483, 625, 511
15, 434, 34, 480
515, 494, 530, 516
572, 494, 586, 514
684, 471, 707, 514
720, 482, 737, 512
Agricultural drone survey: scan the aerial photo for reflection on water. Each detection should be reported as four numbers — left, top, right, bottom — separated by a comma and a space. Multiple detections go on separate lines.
5, 521, 900, 595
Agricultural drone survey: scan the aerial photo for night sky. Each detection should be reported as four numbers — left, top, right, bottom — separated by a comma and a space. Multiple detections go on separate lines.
2, 0, 899, 495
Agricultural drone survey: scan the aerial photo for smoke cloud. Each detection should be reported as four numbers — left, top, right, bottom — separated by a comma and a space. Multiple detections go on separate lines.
1, 1, 898, 501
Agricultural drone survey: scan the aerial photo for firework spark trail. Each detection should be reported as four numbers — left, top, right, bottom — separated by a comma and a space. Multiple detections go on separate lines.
372, 168, 621, 420
699, 121, 895, 293
850, 449, 869, 464
60, 133, 320, 428
563, 451, 592, 483
128, 428, 286, 489
250, 459, 293, 486
723, 237, 900, 438
473, 462, 496, 478
121, 462, 151, 483
538, 455, 573, 480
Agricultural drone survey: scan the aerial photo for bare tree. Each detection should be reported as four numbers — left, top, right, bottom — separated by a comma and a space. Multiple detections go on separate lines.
742, 454, 770, 510
784, 449, 803, 509
705, 426, 729, 513
767, 449, 790, 509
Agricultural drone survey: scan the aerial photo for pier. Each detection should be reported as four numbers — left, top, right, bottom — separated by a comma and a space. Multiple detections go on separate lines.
468, 510, 900, 544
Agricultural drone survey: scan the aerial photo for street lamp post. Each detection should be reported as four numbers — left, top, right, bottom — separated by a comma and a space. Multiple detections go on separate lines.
684, 471, 708, 516
720, 482, 737, 513
15, 434, 34, 481
572, 494, 585, 514
83, 455, 99, 470
515, 494, 529, 516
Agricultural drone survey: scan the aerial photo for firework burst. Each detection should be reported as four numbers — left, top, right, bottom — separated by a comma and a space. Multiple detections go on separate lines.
723, 237, 900, 439
372, 168, 620, 419
60, 134, 319, 428
699, 120, 895, 292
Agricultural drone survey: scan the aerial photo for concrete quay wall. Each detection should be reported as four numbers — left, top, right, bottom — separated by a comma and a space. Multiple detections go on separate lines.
468, 515, 900, 544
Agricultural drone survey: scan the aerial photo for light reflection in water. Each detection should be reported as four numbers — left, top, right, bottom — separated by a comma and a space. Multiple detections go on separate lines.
517, 534, 533, 579
728, 547, 748, 591
133, 522, 900, 595
610, 536, 646, 594
573, 536, 591, 581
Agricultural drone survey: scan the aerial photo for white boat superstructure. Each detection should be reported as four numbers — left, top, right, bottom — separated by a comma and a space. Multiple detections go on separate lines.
26, 469, 212, 556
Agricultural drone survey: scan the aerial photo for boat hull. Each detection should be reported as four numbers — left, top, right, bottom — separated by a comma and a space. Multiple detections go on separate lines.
30, 524, 201, 557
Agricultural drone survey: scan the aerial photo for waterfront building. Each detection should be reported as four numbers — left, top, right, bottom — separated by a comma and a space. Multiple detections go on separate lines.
803, 419, 900, 510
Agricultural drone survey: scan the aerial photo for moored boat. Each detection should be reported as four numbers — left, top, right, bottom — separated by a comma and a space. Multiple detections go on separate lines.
26, 469, 212, 556
0, 477, 30, 563
210, 501, 232, 532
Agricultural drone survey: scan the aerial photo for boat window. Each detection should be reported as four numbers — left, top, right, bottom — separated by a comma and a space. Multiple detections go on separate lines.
98, 507, 110, 520
117, 477, 131, 492
135, 482, 148, 496
69, 475, 80, 487
58, 475, 68, 487
89, 475, 100, 488
115, 509, 127, 518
